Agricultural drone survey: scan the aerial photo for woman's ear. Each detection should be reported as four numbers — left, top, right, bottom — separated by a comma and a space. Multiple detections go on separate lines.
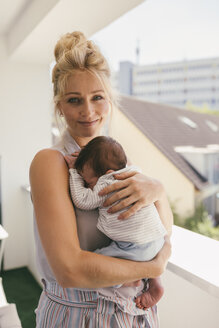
57, 103, 63, 116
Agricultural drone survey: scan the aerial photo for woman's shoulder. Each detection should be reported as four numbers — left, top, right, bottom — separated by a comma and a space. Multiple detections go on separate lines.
31, 148, 64, 164
30, 149, 67, 178
30, 148, 69, 198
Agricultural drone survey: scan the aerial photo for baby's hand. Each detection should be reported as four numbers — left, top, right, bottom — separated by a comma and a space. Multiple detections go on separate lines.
64, 152, 79, 169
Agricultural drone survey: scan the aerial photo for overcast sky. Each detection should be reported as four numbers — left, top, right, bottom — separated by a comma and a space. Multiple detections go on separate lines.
92, 0, 219, 71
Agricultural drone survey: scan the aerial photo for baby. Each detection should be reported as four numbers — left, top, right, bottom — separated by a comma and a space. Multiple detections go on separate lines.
65, 136, 166, 310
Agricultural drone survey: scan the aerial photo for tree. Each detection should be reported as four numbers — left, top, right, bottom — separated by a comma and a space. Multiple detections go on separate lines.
185, 101, 219, 116
173, 202, 219, 241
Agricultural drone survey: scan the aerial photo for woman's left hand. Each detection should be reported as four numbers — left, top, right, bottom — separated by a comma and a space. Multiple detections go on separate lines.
99, 171, 164, 220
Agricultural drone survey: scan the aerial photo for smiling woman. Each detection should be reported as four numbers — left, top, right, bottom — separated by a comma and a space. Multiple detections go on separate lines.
30, 31, 172, 327
58, 71, 110, 147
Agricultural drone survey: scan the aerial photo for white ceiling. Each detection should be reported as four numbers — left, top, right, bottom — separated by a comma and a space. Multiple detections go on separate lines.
0, 0, 144, 64
0, 0, 29, 34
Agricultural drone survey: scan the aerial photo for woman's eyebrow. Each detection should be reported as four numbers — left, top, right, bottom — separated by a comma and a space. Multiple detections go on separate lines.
91, 89, 104, 94
65, 89, 104, 96
65, 92, 80, 95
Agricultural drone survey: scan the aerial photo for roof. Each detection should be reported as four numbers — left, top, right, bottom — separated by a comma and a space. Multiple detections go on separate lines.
119, 96, 219, 190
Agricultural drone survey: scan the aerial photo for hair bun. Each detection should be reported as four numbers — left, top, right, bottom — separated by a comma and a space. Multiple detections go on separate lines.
52, 30, 117, 109
54, 31, 87, 62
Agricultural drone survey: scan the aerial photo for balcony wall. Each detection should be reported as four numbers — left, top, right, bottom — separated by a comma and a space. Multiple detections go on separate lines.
159, 269, 219, 328
159, 226, 219, 328
0, 37, 52, 270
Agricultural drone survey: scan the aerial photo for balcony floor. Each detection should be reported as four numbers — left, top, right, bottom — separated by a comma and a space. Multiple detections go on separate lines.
1, 267, 42, 328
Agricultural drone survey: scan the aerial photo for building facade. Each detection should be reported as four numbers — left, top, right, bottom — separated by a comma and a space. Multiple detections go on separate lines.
111, 95, 219, 222
116, 57, 219, 110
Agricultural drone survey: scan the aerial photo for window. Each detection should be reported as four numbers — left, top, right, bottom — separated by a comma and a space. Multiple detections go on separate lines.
188, 64, 211, 70
179, 116, 198, 129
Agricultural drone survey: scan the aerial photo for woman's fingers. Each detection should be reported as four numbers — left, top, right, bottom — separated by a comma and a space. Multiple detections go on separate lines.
100, 171, 163, 218
100, 174, 148, 217
117, 202, 144, 220
64, 154, 78, 169
113, 170, 137, 180
107, 197, 133, 215
106, 189, 145, 220
71, 152, 79, 157
103, 187, 132, 207
64, 155, 74, 166
99, 179, 130, 197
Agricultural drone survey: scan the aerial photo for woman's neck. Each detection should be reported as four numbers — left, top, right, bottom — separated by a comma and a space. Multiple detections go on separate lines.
68, 132, 97, 148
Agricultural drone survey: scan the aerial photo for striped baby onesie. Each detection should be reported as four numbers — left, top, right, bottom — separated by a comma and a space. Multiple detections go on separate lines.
69, 165, 166, 245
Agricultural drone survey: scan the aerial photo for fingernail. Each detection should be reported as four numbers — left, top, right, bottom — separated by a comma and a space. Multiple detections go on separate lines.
107, 208, 111, 213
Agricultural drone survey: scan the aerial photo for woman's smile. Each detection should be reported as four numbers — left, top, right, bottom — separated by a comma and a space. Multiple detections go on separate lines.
78, 119, 99, 127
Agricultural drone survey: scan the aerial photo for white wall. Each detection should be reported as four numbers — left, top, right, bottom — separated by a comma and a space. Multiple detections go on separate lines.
22, 188, 41, 284
0, 37, 52, 270
159, 269, 219, 328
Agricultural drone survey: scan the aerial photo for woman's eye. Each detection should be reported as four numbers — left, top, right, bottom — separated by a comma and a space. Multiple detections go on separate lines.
68, 98, 81, 104
93, 95, 103, 101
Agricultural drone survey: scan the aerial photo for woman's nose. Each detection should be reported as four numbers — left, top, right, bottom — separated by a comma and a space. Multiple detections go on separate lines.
81, 100, 94, 116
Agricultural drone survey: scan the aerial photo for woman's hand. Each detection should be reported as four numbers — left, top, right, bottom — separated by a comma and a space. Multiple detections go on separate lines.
99, 170, 164, 220
153, 236, 172, 276
64, 152, 80, 169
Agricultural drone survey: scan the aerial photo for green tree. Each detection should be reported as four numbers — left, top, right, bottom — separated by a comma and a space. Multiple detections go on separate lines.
173, 202, 219, 241
185, 101, 219, 116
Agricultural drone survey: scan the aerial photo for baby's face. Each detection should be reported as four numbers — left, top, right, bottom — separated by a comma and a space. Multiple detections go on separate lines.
80, 164, 98, 189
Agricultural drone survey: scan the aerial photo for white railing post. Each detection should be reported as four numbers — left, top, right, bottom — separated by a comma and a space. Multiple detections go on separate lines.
0, 225, 8, 274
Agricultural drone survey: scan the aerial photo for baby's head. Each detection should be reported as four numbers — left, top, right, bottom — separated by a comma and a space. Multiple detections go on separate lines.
75, 136, 127, 189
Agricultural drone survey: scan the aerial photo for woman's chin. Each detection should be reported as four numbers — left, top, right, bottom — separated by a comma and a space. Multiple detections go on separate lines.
82, 128, 101, 138
82, 132, 98, 138
69, 126, 102, 141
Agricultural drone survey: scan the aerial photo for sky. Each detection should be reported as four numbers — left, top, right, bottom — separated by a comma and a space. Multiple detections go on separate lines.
92, 0, 219, 72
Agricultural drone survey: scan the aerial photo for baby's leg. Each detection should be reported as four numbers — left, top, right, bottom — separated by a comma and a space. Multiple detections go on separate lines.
95, 241, 139, 259
134, 277, 164, 310
128, 238, 165, 309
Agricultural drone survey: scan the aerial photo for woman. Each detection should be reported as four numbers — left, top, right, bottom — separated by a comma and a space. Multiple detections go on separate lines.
30, 31, 172, 327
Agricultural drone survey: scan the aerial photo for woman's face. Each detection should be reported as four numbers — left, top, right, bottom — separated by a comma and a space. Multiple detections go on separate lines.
58, 70, 110, 147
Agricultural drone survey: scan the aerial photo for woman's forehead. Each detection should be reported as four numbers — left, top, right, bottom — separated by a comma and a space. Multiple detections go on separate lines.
65, 71, 104, 94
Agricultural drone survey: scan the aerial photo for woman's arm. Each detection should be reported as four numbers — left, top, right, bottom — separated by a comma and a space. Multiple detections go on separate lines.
154, 190, 173, 236
30, 150, 170, 289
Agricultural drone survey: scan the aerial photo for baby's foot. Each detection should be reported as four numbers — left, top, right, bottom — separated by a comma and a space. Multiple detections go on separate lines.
134, 285, 164, 310
134, 291, 155, 310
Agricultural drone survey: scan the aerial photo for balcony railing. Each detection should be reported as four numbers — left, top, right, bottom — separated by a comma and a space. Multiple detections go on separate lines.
159, 225, 219, 328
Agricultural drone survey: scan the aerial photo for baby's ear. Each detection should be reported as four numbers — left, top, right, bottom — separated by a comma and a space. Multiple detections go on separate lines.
106, 169, 114, 174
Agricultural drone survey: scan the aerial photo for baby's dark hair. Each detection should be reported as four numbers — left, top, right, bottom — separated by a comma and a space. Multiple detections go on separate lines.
75, 136, 127, 177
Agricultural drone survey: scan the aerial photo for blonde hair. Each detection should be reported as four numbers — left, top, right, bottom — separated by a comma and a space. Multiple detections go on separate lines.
52, 31, 119, 124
